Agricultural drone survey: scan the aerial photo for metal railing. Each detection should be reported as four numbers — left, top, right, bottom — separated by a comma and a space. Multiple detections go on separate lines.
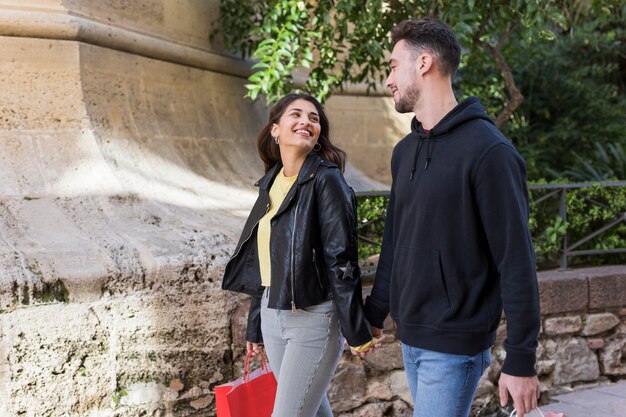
356, 181, 626, 269
529, 181, 626, 269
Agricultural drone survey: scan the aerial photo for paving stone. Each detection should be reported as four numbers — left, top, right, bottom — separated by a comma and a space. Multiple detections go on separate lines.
544, 381, 626, 417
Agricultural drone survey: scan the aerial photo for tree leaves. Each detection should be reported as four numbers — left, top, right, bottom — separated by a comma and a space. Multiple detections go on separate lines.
213, 0, 565, 111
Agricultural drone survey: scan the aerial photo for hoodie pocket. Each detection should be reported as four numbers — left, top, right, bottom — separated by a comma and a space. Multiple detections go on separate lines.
391, 244, 450, 328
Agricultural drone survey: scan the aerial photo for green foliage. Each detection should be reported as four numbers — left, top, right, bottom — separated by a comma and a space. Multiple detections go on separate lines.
549, 143, 626, 181
357, 182, 626, 268
499, 1, 626, 179
213, 0, 565, 104
111, 389, 127, 410
356, 195, 387, 260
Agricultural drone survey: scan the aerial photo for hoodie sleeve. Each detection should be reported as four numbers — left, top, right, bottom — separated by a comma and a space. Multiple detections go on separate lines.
473, 142, 540, 377
363, 144, 403, 329
316, 167, 372, 347
363, 187, 395, 329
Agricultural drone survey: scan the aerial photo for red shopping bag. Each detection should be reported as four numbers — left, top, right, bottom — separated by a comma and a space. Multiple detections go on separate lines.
214, 351, 277, 417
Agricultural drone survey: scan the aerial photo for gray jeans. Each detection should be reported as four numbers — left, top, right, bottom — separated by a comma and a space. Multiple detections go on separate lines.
261, 289, 343, 417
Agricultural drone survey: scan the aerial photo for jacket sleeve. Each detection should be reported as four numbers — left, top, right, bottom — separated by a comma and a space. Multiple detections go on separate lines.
363, 186, 395, 329
316, 168, 372, 347
473, 143, 540, 377
245, 295, 263, 343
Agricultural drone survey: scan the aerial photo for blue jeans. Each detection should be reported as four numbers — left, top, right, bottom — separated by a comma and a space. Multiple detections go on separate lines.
261, 289, 343, 417
402, 343, 492, 417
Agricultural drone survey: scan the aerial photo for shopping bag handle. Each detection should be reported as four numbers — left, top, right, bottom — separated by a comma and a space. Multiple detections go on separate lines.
243, 350, 269, 381
510, 408, 545, 417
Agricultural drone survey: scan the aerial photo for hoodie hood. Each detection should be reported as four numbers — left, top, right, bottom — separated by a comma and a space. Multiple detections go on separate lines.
408, 96, 494, 178
410, 96, 494, 137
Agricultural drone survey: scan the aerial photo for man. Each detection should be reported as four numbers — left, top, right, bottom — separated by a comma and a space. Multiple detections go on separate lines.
363, 19, 541, 417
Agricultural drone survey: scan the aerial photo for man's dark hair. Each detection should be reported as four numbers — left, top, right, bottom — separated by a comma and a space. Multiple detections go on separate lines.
391, 18, 461, 77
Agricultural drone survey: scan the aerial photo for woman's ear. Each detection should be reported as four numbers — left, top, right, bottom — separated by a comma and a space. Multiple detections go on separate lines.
270, 123, 279, 138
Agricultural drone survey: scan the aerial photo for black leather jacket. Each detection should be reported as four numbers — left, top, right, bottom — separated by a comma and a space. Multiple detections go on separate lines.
222, 152, 372, 347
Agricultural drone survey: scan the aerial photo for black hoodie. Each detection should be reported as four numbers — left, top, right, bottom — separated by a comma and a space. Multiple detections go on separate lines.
364, 97, 540, 376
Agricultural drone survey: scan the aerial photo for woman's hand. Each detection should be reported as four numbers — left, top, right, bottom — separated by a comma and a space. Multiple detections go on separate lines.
348, 336, 383, 358
246, 341, 263, 356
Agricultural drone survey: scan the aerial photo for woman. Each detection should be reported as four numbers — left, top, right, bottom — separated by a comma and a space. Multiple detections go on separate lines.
222, 93, 377, 417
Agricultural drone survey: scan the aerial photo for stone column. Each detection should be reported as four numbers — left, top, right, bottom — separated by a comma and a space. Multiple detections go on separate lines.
0, 1, 266, 415
0, 1, 406, 415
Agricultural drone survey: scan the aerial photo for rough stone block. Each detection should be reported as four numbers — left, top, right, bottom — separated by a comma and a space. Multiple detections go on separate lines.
475, 377, 495, 398
544, 339, 558, 357
338, 402, 389, 417
553, 338, 600, 385
328, 360, 368, 412
392, 400, 413, 417
538, 271, 588, 315
169, 378, 184, 392
486, 357, 502, 383
589, 272, 626, 309
544, 316, 582, 335
536, 359, 556, 376
387, 371, 413, 407
189, 395, 211, 410
582, 313, 620, 336
364, 342, 403, 371
123, 382, 166, 408
600, 339, 626, 374
365, 380, 394, 402
587, 338, 605, 350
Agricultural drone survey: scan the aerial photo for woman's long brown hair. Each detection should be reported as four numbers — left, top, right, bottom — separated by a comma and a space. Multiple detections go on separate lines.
257, 93, 346, 173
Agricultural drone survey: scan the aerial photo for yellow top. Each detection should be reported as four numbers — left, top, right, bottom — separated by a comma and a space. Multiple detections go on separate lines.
257, 168, 298, 287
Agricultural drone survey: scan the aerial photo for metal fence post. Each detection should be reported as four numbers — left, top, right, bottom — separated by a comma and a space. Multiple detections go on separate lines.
559, 187, 568, 270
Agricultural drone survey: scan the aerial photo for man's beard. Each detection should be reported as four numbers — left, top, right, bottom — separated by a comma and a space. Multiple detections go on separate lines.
395, 82, 420, 113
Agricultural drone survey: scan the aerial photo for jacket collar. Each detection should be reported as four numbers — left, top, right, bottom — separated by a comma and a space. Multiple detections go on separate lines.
254, 151, 323, 190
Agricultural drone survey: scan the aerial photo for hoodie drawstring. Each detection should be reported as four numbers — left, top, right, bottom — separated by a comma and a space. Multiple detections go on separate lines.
410, 137, 425, 180
425, 136, 432, 170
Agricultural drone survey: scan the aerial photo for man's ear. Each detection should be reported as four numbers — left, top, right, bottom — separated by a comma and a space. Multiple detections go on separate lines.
417, 53, 433, 73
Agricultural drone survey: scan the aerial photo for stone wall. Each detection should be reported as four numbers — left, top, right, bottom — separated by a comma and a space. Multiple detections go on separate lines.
228, 266, 626, 417
0, 1, 407, 416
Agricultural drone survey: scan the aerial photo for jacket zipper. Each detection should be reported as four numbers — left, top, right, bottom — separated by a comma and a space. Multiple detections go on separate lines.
227, 202, 270, 263
290, 198, 300, 312
312, 248, 323, 289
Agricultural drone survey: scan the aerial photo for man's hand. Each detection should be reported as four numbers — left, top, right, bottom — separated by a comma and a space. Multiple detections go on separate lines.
246, 341, 263, 356
498, 372, 540, 417
371, 326, 384, 340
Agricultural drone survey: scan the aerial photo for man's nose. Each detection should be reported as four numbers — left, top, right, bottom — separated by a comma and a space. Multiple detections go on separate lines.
385, 73, 393, 88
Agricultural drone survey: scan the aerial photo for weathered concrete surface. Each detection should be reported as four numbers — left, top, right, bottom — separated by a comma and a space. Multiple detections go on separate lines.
0, 33, 263, 416
0, 1, 411, 415
0, 0, 410, 417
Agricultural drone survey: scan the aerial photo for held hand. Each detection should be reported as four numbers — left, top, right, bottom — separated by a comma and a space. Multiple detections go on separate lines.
371, 326, 384, 340
350, 347, 368, 358
246, 341, 263, 356
349, 336, 383, 358
498, 372, 540, 417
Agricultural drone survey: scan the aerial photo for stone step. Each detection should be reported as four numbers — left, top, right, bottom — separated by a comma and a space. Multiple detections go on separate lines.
541, 380, 626, 417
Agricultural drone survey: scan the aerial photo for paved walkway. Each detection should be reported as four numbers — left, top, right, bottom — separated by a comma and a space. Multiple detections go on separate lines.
539, 380, 626, 417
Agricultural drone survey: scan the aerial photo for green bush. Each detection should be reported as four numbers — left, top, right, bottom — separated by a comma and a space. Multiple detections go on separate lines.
356, 195, 387, 261
357, 182, 626, 269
